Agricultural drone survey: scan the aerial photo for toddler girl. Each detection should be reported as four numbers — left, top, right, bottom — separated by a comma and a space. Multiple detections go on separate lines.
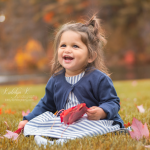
18, 14, 125, 146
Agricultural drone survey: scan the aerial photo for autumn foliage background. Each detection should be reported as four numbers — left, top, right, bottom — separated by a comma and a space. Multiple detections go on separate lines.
0, 0, 150, 83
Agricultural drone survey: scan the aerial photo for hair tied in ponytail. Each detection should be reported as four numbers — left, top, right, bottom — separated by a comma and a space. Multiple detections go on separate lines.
84, 16, 96, 28
84, 11, 99, 27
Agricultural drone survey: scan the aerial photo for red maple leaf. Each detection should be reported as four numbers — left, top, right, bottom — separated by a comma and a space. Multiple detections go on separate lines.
51, 103, 88, 137
129, 118, 149, 140
60, 103, 88, 125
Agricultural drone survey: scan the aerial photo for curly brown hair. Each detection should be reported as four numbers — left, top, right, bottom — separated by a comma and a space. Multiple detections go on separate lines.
51, 14, 110, 76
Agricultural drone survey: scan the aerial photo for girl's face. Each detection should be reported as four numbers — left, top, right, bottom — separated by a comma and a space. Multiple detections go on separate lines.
58, 30, 91, 76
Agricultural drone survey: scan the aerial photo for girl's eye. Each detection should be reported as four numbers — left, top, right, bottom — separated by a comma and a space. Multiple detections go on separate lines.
73, 45, 79, 48
61, 44, 66, 47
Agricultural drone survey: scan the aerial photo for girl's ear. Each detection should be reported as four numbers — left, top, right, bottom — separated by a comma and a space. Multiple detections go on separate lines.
88, 51, 97, 63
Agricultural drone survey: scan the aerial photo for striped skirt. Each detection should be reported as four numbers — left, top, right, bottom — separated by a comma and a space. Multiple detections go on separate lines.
24, 111, 120, 140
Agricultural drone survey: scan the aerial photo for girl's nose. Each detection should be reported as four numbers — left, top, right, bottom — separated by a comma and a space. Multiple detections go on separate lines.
64, 46, 71, 53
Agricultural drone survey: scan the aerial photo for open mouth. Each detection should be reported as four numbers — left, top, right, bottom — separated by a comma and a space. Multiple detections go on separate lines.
63, 56, 74, 60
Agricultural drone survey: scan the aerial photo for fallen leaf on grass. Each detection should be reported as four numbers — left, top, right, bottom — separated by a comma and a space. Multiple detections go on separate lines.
3, 130, 19, 140
0, 128, 23, 141
129, 117, 149, 140
22, 109, 30, 116
136, 105, 145, 113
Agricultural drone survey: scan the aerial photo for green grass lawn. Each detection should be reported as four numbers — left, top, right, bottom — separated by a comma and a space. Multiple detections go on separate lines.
0, 79, 150, 150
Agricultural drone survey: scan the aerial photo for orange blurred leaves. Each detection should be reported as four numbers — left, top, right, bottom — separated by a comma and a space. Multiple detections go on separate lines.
43, 12, 54, 23
5, 109, 16, 114
15, 39, 48, 71
124, 50, 135, 65
0, 108, 16, 115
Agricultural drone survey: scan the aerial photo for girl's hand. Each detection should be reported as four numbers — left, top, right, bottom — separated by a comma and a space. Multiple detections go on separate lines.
86, 106, 107, 120
18, 120, 28, 129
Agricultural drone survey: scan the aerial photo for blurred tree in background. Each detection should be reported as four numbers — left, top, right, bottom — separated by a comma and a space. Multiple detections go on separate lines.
0, 0, 150, 80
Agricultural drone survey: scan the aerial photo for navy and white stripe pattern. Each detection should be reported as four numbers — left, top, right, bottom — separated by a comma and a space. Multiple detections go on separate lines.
24, 71, 121, 145
24, 111, 120, 139
64, 71, 85, 110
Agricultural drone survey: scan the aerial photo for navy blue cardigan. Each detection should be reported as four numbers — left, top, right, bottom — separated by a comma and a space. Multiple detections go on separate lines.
23, 69, 124, 128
